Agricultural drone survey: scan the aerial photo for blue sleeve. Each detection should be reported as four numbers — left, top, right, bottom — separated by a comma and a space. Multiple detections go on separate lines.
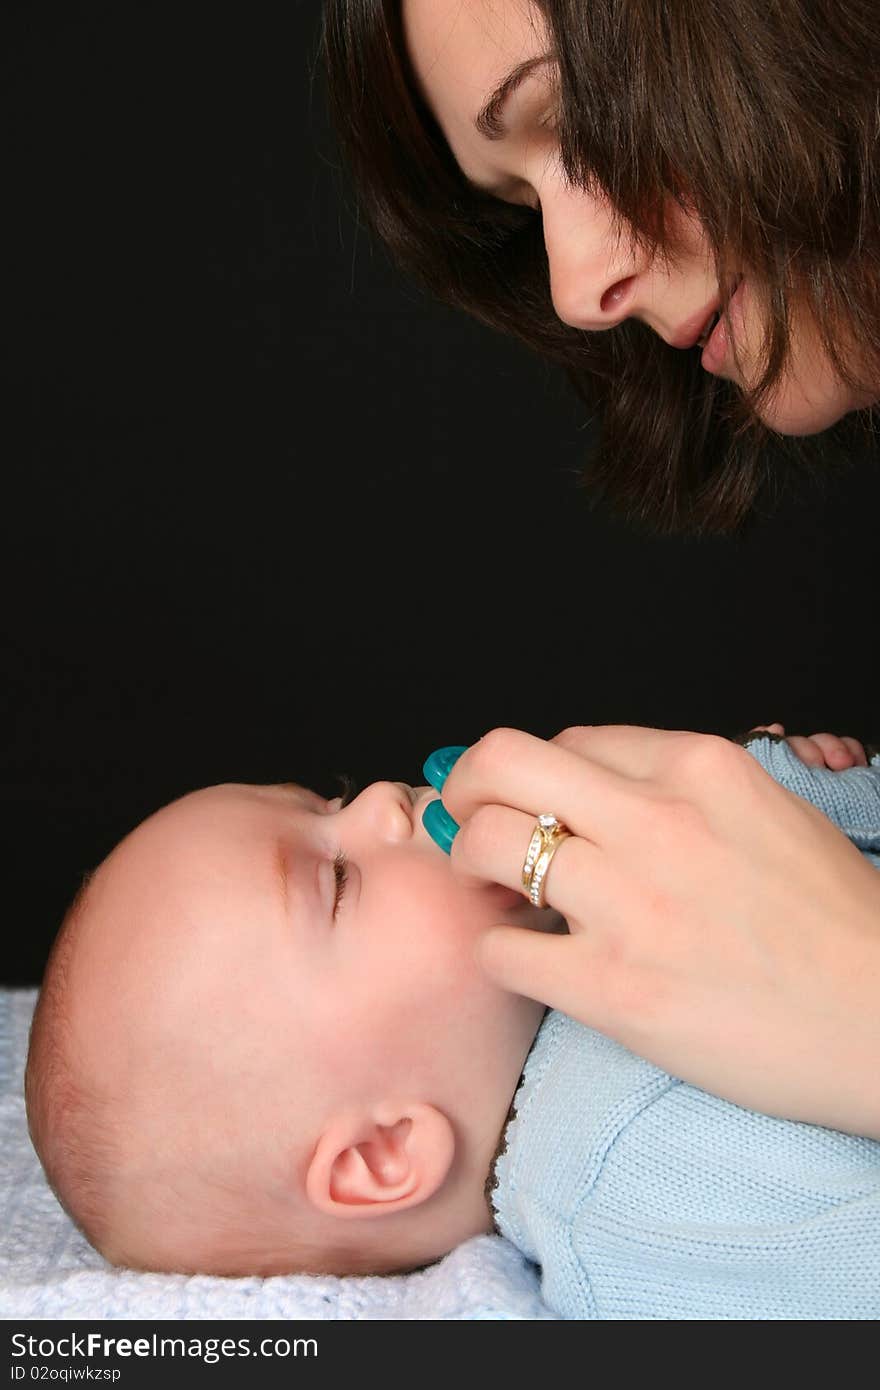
740, 734, 880, 870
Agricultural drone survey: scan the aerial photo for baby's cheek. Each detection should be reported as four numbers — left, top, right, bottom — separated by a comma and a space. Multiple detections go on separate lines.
390, 858, 508, 985
318, 858, 521, 1081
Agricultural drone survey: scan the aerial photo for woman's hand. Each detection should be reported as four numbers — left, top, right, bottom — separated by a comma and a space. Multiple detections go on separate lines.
442, 726, 880, 1137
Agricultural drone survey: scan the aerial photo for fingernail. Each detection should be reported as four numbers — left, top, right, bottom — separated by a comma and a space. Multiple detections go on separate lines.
422, 798, 459, 854
422, 745, 468, 792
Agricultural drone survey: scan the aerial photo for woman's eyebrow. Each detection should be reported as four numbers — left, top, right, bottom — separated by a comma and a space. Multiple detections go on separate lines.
475, 54, 554, 140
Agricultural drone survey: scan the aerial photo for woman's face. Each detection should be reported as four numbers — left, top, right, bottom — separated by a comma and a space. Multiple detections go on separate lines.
403, 0, 876, 435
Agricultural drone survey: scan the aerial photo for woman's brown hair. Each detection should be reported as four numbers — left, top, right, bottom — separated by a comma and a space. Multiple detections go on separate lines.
321, 1, 880, 534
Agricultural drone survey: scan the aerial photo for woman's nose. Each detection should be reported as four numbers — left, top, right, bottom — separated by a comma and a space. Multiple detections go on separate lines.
541, 183, 641, 331
351, 782, 414, 843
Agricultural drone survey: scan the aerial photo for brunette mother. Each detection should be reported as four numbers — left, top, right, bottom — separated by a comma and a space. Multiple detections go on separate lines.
321, 3, 880, 1136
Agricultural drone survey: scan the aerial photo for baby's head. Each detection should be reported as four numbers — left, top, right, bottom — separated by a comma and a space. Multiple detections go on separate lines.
25, 778, 549, 1276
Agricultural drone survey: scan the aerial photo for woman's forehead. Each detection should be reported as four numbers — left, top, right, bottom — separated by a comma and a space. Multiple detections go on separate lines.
402, 0, 547, 133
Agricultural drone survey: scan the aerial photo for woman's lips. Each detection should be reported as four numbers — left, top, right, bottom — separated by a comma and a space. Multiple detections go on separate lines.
701, 277, 746, 374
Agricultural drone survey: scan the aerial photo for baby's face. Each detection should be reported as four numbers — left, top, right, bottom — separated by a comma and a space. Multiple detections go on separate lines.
71, 778, 548, 1221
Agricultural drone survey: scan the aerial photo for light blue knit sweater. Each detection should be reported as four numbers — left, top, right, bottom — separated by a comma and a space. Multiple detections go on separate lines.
491, 736, 880, 1319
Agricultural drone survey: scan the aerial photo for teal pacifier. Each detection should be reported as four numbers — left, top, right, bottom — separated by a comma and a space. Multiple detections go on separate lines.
421, 746, 468, 853
423, 745, 468, 792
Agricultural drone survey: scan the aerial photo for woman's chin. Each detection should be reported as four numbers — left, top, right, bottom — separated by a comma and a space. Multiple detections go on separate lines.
746, 356, 878, 436
754, 386, 871, 437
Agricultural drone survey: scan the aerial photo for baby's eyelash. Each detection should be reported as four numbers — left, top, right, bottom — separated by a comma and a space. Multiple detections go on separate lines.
332, 850, 349, 919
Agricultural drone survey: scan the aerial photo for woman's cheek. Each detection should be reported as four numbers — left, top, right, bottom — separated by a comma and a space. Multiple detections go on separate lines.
742, 299, 868, 435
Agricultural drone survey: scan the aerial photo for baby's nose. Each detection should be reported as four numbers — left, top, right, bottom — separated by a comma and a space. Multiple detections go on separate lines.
360, 781, 414, 842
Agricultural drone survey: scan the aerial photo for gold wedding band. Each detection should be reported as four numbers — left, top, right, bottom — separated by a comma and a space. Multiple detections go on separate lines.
521, 813, 572, 908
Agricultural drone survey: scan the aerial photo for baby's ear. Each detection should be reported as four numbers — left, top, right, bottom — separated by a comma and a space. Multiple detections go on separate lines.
305, 1103, 455, 1220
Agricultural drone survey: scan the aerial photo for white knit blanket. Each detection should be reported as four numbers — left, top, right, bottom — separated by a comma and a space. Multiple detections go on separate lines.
0, 989, 558, 1320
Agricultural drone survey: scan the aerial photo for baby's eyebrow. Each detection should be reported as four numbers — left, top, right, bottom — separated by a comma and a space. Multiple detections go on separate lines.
274, 835, 325, 938
474, 54, 554, 140
274, 781, 328, 811
274, 839, 290, 916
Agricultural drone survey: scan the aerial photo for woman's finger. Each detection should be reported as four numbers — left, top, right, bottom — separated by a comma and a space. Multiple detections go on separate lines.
549, 722, 711, 778
443, 725, 762, 847
450, 800, 615, 926
549, 723, 766, 798
449, 802, 556, 892
442, 728, 641, 848
476, 926, 608, 1026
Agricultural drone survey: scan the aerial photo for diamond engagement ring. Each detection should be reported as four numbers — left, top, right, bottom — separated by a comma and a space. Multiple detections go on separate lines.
521, 813, 572, 908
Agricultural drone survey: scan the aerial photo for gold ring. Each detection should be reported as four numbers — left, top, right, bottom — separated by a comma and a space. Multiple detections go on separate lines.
521, 813, 572, 908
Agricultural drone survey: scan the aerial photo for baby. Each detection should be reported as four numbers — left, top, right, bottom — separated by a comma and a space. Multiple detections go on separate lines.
25, 725, 880, 1317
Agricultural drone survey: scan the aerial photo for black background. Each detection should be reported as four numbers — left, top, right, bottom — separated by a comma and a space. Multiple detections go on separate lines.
5, 3, 879, 984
